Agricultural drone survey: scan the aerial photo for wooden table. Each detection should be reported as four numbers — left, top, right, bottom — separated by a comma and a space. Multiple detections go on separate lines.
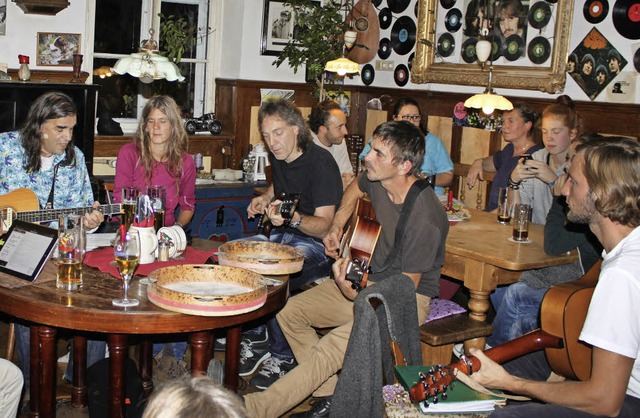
443, 208, 578, 350
0, 244, 288, 418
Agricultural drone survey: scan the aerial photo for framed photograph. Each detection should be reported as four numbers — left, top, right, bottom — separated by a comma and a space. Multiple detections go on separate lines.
36, 32, 81, 66
411, 0, 573, 93
261, 0, 320, 56
0, 0, 6, 36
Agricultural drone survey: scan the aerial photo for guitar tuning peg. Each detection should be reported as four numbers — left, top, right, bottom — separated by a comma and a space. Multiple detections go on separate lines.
432, 396, 439, 404
418, 371, 427, 381
441, 393, 448, 400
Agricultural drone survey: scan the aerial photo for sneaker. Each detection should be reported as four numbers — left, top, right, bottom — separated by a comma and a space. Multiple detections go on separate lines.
207, 358, 224, 384
290, 396, 332, 418
168, 359, 189, 379
238, 329, 270, 376
214, 337, 226, 352
250, 356, 297, 390
453, 342, 492, 359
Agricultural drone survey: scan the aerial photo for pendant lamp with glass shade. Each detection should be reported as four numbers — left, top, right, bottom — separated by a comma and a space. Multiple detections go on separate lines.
113, 29, 185, 84
463, 2, 513, 115
320, 29, 360, 100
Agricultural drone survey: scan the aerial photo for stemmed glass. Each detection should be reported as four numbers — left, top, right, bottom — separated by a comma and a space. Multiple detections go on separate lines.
113, 228, 141, 307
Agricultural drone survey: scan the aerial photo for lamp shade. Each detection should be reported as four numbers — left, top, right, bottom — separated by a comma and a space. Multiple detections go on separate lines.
325, 57, 360, 76
113, 52, 185, 83
464, 92, 513, 115
475, 39, 492, 64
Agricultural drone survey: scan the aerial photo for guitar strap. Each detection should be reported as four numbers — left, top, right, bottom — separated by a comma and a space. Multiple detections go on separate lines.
377, 178, 429, 273
44, 163, 61, 210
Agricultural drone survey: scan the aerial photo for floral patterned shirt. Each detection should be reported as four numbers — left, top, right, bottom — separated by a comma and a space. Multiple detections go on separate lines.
0, 131, 94, 212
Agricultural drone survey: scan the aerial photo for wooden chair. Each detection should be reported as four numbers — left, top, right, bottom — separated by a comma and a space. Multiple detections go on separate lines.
447, 163, 496, 210
4, 323, 15, 361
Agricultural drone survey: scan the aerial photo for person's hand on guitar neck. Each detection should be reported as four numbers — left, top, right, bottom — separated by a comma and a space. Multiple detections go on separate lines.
468, 348, 516, 391
83, 201, 105, 230
332, 257, 359, 301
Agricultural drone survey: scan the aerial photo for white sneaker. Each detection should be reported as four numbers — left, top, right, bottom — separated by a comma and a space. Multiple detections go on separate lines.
453, 343, 492, 358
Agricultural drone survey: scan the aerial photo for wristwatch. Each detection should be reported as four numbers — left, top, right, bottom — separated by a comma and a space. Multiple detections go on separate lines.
288, 213, 303, 229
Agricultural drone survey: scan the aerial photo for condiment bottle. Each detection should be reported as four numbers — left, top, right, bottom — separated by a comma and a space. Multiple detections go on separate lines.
18, 55, 30, 81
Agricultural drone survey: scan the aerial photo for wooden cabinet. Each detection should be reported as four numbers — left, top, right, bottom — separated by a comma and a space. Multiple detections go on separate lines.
0, 81, 99, 172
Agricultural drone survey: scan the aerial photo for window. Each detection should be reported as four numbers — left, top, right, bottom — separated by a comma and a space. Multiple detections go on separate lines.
92, 0, 210, 132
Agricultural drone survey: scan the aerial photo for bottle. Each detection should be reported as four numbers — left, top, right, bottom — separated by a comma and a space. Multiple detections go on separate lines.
18, 55, 30, 81
241, 144, 254, 182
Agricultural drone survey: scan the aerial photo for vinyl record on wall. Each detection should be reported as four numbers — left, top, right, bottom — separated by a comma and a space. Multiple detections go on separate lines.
612, 0, 640, 39
527, 36, 551, 64
487, 35, 502, 62
545, 0, 558, 3
391, 16, 417, 55
394, 64, 410, 86
634, 47, 640, 72
378, 38, 392, 59
408, 52, 415, 71
444, 8, 463, 32
528, 1, 552, 29
584, 0, 610, 23
504, 34, 525, 61
379, 7, 392, 30
437, 33, 455, 57
388, 0, 410, 14
372, 0, 383, 7
415, 1, 420, 17
440, 0, 456, 9
362, 64, 375, 86
461, 37, 477, 63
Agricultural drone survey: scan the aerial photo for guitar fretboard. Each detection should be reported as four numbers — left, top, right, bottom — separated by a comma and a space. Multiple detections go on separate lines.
15, 204, 121, 224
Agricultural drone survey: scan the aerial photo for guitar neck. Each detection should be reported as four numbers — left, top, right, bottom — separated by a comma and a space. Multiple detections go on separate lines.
16, 204, 121, 224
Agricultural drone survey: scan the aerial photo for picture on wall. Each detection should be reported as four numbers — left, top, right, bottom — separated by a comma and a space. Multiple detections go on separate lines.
261, 0, 320, 56
36, 32, 81, 66
0, 0, 6, 36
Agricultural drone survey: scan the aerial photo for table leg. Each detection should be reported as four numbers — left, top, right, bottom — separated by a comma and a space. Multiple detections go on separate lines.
189, 331, 210, 376
29, 326, 40, 418
107, 334, 128, 418
139, 339, 153, 396
71, 336, 87, 407
224, 326, 241, 391
38, 326, 57, 418
465, 289, 492, 352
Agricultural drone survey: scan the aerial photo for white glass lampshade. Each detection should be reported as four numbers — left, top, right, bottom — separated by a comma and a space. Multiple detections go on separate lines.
113, 52, 185, 82
344, 30, 358, 50
324, 57, 360, 76
476, 39, 492, 64
464, 92, 513, 115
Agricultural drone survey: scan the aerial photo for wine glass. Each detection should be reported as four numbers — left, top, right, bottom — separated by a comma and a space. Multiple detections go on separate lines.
113, 229, 141, 307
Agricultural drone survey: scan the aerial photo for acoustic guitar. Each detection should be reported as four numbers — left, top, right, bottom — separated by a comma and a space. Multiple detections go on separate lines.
345, 0, 380, 64
0, 188, 122, 230
340, 197, 381, 291
409, 259, 602, 403
255, 192, 301, 238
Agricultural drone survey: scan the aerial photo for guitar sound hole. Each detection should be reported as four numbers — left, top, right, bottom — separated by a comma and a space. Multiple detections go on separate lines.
355, 17, 369, 31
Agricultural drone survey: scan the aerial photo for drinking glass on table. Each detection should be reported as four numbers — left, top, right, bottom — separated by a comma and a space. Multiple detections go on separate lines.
57, 214, 85, 290
113, 227, 141, 307
121, 187, 140, 231
512, 204, 532, 242
146, 185, 166, 232
496, 187, 513, 225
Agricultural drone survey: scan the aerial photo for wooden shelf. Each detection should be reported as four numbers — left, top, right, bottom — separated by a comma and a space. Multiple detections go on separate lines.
6, 69, 89, 84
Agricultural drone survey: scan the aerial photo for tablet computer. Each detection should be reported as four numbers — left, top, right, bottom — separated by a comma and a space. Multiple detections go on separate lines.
0, 220, 58, 282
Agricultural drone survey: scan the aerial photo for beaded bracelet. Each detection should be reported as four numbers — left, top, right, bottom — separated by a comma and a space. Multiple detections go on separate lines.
508, 177, 521, 189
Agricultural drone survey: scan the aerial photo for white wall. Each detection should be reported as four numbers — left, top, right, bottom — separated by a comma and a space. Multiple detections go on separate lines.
0, 1, 89, 71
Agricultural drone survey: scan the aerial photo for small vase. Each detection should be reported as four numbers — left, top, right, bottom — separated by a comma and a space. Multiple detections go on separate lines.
70, 54, 83, 83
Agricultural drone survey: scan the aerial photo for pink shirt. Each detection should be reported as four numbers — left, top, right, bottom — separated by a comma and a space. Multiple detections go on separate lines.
114, 142, 196, 226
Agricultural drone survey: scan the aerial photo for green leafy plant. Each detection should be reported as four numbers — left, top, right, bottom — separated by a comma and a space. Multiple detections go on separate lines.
274, 1, 349, 94
159, 13, 198, 64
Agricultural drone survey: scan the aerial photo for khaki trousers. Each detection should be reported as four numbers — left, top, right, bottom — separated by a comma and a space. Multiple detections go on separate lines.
245, 280, 430, 418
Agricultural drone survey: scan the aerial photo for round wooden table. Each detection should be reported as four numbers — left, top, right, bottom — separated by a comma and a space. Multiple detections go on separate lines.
0, 260, 288, 418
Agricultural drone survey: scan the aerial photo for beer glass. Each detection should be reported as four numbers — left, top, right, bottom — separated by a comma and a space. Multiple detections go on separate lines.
512, 204, 532, 242
146, 185, 166, 232
57, 214, 85, 290
113, 228, 141, 307
121, 187, 140, 231
496, 187, 512, 224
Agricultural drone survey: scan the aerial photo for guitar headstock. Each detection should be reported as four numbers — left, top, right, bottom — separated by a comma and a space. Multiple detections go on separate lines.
278, 193, 300, 221
408, 365, 457, 404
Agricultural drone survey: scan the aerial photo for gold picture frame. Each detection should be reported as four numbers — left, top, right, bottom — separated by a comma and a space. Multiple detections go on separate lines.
411, 0, 574, 93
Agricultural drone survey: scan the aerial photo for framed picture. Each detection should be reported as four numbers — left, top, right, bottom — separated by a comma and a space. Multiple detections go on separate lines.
411, 0, 573, 93
261, 0, 320, 56
36, 32, 81, 66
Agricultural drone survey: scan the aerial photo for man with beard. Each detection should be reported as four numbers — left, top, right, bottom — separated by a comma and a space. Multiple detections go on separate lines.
470, 136, 640, 418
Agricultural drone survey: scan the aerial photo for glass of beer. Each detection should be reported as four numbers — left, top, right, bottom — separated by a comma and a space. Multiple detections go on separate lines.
512, 204, 532, 242
121, 187, 140, 231
496, 187, 512, 224
113, 227, 141, 307
57, 214, 85, 290
146, 185, 166, 232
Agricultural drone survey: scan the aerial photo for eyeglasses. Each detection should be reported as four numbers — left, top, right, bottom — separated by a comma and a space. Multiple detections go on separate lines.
399, 115, 421, 121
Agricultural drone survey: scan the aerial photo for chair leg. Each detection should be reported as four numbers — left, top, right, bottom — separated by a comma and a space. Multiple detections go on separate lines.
420, 341, 454, 366
6, 323, 15, 361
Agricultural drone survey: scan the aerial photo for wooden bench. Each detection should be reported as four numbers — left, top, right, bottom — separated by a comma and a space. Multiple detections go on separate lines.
420, 313, 493, 365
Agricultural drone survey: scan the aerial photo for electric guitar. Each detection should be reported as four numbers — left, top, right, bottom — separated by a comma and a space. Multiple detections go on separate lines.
340, 197, 381, 291
346, 0, 380, 64
0, 188, 122, 230
409, 259, 602, 404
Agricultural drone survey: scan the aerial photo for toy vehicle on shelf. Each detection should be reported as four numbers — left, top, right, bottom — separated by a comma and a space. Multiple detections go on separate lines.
184, 113, 223, 135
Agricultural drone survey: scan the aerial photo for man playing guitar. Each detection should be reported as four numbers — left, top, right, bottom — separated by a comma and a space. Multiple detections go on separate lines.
244, 121, 449, 418
471, 137, 640, 418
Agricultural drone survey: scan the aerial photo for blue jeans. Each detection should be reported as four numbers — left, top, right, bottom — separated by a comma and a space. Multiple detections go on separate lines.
239, 232, 334, 359
152, 342, 187, 361
488, 282, 547, 347
15, 324, 106, 387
